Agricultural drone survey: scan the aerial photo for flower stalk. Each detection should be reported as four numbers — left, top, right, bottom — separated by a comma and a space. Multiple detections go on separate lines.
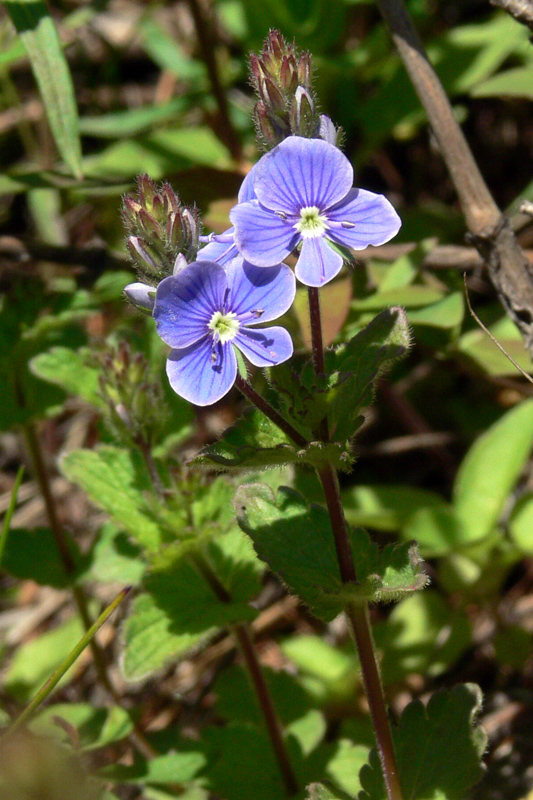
307, 289, 404, 800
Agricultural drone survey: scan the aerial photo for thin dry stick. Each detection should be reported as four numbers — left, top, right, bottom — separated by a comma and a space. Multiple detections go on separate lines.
375, 0, 533, 354
463, 274, 533, 385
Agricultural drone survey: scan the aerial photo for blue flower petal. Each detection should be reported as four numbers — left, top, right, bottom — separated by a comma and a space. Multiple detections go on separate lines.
253, 136, 353, 215
238, 165, 257, 202
154, 261, 226, 349
326, 188, 401, 249
295, 236, 343, 287
231, 200, 298, 267
235, 326, 293, 367
166, 337, 237, 406
225, 258, 296, 323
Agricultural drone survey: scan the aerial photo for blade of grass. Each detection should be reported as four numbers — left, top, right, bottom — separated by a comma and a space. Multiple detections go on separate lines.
3, 586, 132, 739
4, 0, 83, 178
0, 466, 24, 569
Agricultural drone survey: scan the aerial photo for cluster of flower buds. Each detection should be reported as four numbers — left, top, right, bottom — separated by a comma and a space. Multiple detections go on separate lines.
98, 340, 166, 446
249, 30, 339, 149
122, 175, 200, 312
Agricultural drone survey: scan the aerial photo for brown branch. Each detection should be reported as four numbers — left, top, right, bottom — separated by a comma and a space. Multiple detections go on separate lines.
490, 0, 533, 31
375, 0, 533, 355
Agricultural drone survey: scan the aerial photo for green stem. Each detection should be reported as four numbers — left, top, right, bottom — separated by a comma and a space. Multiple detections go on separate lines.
0, 466, 24, 568
4, 587, 131, 739
191, 552, 299, 796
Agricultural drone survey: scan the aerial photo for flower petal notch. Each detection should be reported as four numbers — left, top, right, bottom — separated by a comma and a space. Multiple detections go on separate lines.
231, 136, 402, 287
154, 258, 296, 406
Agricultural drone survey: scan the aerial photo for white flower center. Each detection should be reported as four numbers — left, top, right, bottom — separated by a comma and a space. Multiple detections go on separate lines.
295, 206, 328, 239
208, 310, 240, 343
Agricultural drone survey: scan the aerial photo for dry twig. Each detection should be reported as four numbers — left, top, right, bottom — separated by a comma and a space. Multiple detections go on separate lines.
375, 0, 533, 356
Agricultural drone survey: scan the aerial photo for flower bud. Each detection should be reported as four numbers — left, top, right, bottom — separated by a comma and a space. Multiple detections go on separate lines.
124, 282, 156, 313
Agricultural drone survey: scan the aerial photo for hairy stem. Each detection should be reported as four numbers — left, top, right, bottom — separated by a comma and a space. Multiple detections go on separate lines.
235, 374, 308, 447
308, 292, 403, 800
191, 552, 299, 796
375, 0, 533, 355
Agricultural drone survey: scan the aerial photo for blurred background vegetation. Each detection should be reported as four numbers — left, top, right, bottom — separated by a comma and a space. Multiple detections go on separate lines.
1, 0, 533, 798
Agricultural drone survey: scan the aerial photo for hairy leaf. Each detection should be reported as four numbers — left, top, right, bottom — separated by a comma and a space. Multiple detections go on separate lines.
359, 684, 486, 800
235, 485, 427, 620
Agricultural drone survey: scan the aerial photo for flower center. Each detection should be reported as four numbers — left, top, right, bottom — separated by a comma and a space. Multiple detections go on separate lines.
208, 310, 240, 344
295, 206, 328, 239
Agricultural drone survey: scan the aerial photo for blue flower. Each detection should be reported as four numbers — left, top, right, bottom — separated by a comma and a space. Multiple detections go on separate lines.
154, 257, 295, 406
230, 136, 401, 287
197, 166, 257, 266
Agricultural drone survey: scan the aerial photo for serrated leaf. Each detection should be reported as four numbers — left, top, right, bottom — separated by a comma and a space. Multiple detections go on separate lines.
359, 684, 486, 800
30, 346, 102, 406
453, 400, 533, 543
61, 446, 162, 552
328, 308, 410, 441
4, 0, 82, 177
235, 485, 427, 621
192, 408, 352, 472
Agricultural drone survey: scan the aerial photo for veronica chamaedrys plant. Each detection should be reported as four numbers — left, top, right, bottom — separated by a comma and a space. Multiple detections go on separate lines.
153, 257, 295, 405
230, 136, 401, 287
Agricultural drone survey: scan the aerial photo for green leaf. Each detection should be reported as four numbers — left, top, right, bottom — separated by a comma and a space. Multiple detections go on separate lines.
122, 528, 262, 680
453, 400, 533, 543
306, 783, 352, 800
139, 19, 208, 83
342, 484, 447, 534
100, 751, 206, 785
30, 704, 133, 751
235, 485, 427, 620
192, 408, 351, 472
325, 308, 410, 441
4, 0, 82, 177
509, 492, 533, 554
121, 592, 210, 681
30, 347, 102, 407
272, 308, 410, 444
457, 315, 533, 376
351, 287, 443, 312
84, 523, 145, 586
359, 684, 486, 800
408, 291, 464, 330
471, 66, 533, 100
79, 99, 188, 139
5, 615, 85, 702
375, 591, 472, 684
60, 446, 162, 552
2, 526, 83, 587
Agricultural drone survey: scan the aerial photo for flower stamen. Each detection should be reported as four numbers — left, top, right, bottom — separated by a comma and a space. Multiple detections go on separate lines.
208, 310, 240, 344
295, 206, 328, 239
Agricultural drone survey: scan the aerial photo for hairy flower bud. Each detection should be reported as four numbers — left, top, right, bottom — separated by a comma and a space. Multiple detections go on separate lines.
122, 175, 202, 285
248, 30, 321, 150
